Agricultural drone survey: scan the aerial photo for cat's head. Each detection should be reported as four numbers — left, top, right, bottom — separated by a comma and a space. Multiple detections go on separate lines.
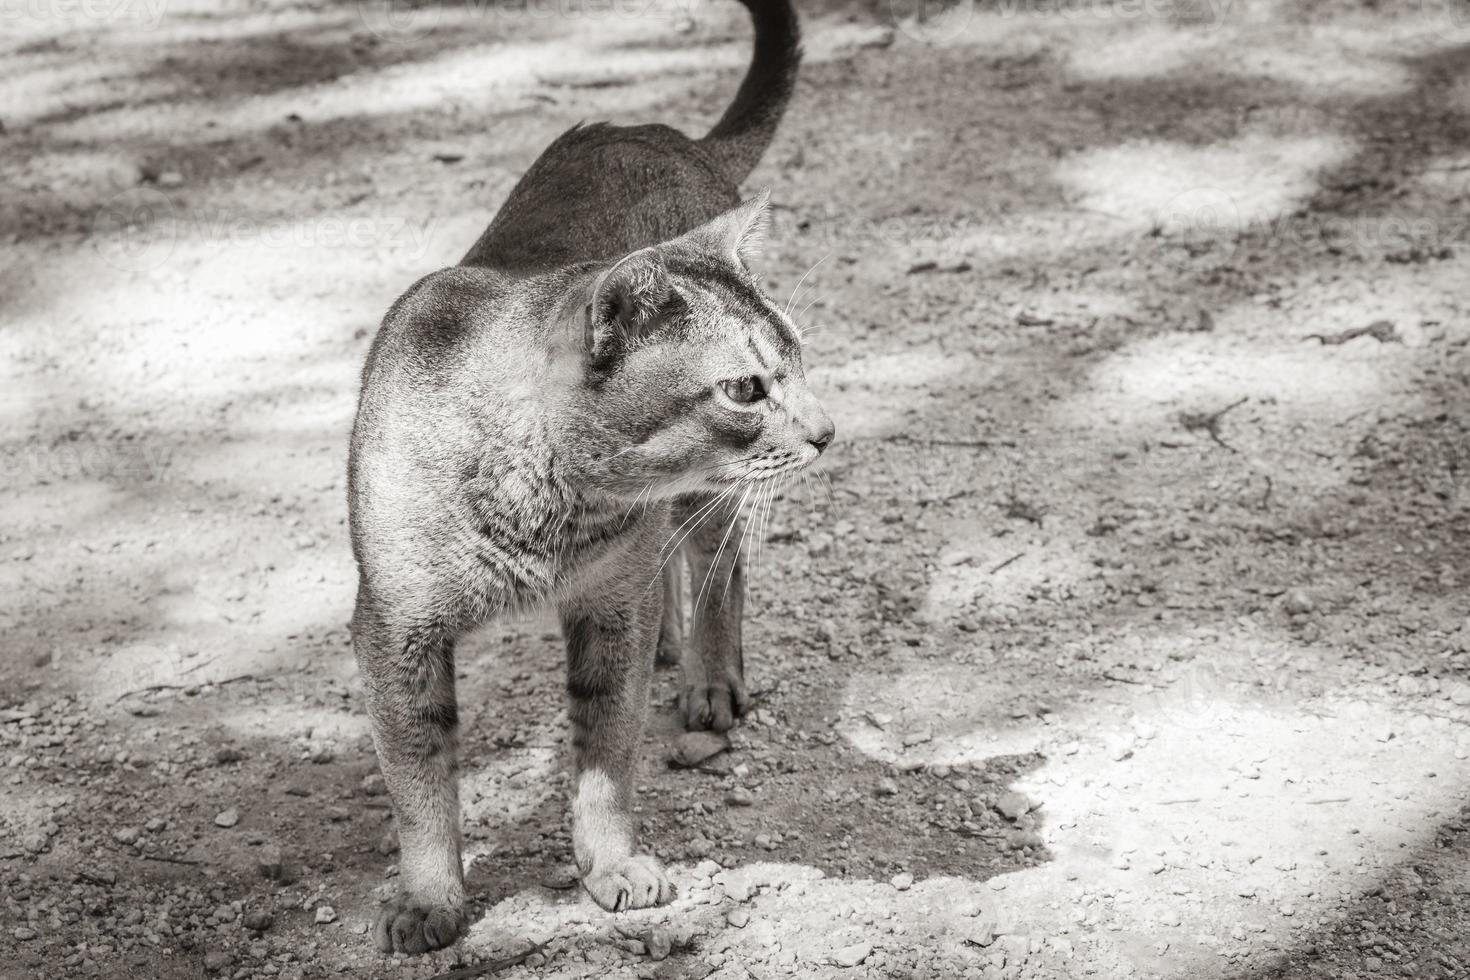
572, 193, 834, 500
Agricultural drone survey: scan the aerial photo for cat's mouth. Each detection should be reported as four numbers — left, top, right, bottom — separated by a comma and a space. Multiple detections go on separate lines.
707, 449, 816, 486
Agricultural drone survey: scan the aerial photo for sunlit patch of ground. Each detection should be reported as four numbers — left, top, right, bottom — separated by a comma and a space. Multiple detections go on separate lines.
1056, 133, 1354, 235
837, 644, 1470, 976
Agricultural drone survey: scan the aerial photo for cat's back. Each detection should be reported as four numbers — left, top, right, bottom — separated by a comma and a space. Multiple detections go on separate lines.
460, 122, 739, 275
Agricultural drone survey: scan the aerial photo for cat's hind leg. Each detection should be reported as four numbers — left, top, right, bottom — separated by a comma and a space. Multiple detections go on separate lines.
676, 493, 750, 732
654, 554, 685, 669
353, 599, 468, 955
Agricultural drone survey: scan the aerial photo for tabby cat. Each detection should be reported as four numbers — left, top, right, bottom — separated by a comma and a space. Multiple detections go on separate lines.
347, 0, 831, 954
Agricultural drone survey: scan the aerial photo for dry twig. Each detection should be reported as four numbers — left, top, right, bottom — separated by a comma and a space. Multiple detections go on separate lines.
1303, 320, 1398, 345
425, 943, 545, 980
113, 673, 257, 704
1179, 396, 1249, 452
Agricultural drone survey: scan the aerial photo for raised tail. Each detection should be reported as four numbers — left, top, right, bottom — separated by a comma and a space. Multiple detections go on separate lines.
700, 0, 802, 184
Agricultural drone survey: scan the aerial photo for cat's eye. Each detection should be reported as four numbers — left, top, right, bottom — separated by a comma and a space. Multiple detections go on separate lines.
721, 376, 766, 404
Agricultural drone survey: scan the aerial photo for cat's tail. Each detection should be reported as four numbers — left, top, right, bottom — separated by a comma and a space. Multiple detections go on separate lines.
700, 0, 802, 184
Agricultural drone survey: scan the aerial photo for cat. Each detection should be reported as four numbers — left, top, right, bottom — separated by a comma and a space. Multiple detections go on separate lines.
347, 0, 830, 956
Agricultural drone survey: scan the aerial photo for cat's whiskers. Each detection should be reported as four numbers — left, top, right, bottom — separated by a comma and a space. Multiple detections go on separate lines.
619, 480, 656, 528
795, 291, 823, 324
722, 483, 764, 603
784, 251, 830, 319
695, 482, 754, 620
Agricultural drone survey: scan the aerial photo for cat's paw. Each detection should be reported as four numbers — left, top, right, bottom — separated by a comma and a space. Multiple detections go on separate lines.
680, 677, 749, 732
582, 854, 676, 912
373, 895, 468, 955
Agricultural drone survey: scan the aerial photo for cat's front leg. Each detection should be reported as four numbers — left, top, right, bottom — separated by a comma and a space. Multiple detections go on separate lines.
560, 585, 675, 912
354, 603, 468, 954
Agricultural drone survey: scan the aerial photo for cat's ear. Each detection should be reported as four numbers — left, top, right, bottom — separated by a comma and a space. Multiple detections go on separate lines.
585, 248, 679, 359
689, 190, 772, 268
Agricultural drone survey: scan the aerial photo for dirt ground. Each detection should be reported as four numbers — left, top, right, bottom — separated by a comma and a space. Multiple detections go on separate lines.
5, 0, 1470, 977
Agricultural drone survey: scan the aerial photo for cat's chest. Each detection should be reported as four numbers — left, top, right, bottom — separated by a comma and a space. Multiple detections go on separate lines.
465, 462, 662, 598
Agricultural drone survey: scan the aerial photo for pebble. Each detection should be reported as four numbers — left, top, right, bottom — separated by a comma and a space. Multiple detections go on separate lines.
213, 808, 239, 829
647, 926, 673, 960
726, 787, 755, 807
1283, 589, 1315, 615
314, 905, 337, 924
113, 826, 141, 845
361, 773, 387, 796
203, 951, 232, 973
876, 777, 899, 797
243, 911, 273, 932
891, 872, 914, 891
256, 846, 284, 880
831, 943, 872, 968
726, 910, 750, 928
995, 792, 1031, 821
13, 927, 37, 941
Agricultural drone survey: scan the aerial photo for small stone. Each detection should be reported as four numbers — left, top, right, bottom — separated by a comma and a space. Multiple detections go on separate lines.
995, 792, 1031, 821
256, 846, 284, 880
831, 943, 872, 968
360, 773, 387, 796
646, 926, 672, 961
726, 787, 755, 807
671, 731, 730, 768
325, 806, 351, 823
1282, 589, 1314, 616
203, 950, 231, 973
243, 911, 273, 932
314, 905, 337, 925
1230, 924, 1246, 941
902, 729, 933, 748
13, 927, 37, 941
113, 826, 142, 845
726, 910, 750, 928
309, 744, 335, 764
213, 748, 246, 765
213, 808, 239, 829
1160, 911, 1181, 927
891, 872, 914, 891
876, 777, 899, 797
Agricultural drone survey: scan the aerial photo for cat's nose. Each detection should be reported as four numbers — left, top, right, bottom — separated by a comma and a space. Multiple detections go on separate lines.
807, 417, 835, 454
